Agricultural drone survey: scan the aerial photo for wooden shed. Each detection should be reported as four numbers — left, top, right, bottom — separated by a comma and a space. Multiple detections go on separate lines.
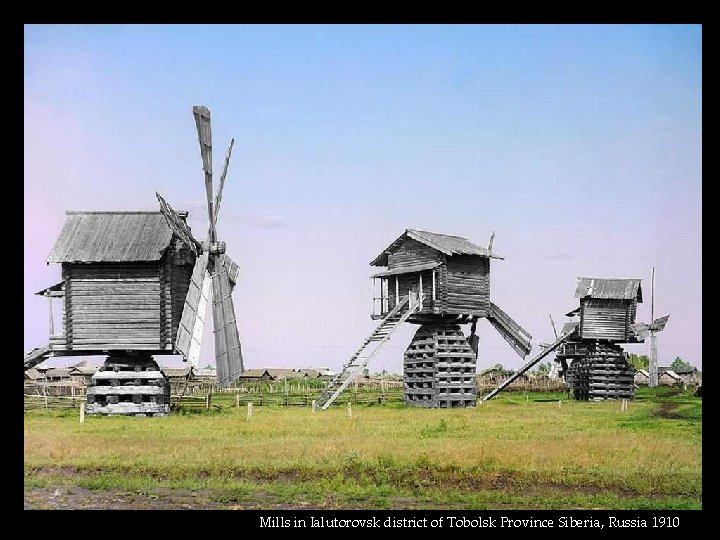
634, 369, 650, 385
44, 211, 197, 353
370, 229, 501, 322
574, 278, 643, 342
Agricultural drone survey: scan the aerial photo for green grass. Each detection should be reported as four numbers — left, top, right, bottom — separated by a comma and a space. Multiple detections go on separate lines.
24, 390, 701, 509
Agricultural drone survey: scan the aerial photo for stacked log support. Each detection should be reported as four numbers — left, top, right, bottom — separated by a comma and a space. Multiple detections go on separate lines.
404, 323, 476, 408
564, 342, 634, 401
85, 353, 170, 416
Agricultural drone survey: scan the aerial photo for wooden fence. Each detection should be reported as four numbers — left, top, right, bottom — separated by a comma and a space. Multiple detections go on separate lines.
170, 384, 405, 410
24, 394, 85, 411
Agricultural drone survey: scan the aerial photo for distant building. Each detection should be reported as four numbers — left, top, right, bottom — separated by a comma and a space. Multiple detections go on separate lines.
24, 368, 46, 382
658, 365, 701, 385
297, 369, 323, 379
658, 370, 683, 386
44, 368, 72, 382
266, 369, 302, 380
634, 369, 650, 386
237, 369, 273, 381
70, 365, 97, 386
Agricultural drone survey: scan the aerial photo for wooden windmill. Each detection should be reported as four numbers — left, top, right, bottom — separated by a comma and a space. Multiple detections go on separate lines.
24, 106, 244, 416
317, 229, 532, 409
482, 276, 660, 401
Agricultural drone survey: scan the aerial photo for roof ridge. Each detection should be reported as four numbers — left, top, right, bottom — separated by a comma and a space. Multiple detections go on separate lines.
409, 228, 469, 240
577, 276, 642, 281
65, 210, 184, 215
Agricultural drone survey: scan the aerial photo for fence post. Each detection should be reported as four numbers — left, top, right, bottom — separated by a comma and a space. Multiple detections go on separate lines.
246, 402, 253, 421
79, 402, 85, 423
347, 402, 352, 418
205, 394, 211, 409
235, 394, 240, 408
311, 400, 317, 413
558, 400, 562, 409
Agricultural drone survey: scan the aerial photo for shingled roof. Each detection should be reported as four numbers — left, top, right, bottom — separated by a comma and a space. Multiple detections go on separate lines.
370, 229, 503, 266
574, 277, 643, 302
47, 211, 186, 263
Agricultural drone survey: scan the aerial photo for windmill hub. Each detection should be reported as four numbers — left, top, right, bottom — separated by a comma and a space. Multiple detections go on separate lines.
202, 241, 226, 255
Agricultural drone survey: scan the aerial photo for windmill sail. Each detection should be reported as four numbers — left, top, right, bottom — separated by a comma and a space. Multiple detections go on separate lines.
175, 254, 211, 366
211, 260, 243, 387
219, 253, 240, 286
650, 314, 669, 332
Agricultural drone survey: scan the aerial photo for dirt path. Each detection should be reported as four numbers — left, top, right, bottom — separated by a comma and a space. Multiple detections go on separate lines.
23, 486, 333, 510
653, 402, 683, 419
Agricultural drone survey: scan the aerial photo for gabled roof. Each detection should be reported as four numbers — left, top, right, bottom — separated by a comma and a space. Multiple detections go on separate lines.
659, 365, 698, 375
47, 211, 186, 263
238, 369, 272, 378
266, 369, 303, 379
69, 366, 97, 376
25, 368, 45, 380
44, 368, 72, 378
370, 229, 503, 266
574, 277, 643, 302
162, 366, 194, 378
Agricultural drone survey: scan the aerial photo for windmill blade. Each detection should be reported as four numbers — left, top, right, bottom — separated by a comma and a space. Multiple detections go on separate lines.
175, 253, 211, 366
193, 105, 216, 242
211, 258, 244, 387
214, 138, 235, 227
156, 192, 202, 254
650, 314, 670, 333
630, 322, 650, 341
218, 253, 240, 287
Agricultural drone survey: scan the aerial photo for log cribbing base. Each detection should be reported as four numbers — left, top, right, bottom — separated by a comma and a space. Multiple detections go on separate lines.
85, 353, 170, 416
565, 343, 635, 401
404, 323, 476, 408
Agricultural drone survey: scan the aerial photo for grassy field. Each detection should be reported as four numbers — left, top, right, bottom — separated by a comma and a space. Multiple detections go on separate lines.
23, 387, 701, 509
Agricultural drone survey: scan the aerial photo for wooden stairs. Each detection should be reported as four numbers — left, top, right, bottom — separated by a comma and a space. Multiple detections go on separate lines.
318, 295, 419, 409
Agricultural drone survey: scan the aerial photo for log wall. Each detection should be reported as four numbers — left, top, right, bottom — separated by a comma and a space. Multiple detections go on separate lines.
64, 262, 162, 350
387, 238, 442, 269
579, 298, 632, 341
444, 255, 489, 316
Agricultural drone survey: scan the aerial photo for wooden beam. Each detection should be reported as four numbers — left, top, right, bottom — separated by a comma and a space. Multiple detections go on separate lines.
395, 276, 399, 305
432, 270, 436, 302
48, 297, 54, 336
419, 272, 423, 309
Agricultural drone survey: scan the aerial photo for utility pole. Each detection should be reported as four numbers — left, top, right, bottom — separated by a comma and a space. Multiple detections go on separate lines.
648, 266, 658, 388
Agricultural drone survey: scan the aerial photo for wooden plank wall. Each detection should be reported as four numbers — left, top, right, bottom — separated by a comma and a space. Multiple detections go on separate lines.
627, 301, 637, 337
65, 263, 162, 350
579, 298, 629, 341
387, 238, 442, 269
444, 255, 489, 316
168, 256, 194, 346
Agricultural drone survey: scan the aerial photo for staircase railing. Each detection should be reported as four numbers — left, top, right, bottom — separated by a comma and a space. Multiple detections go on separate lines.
319, 294, 420, 409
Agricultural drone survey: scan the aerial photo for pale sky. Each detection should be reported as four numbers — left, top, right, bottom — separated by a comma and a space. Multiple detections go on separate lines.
24, 24, 702, 372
